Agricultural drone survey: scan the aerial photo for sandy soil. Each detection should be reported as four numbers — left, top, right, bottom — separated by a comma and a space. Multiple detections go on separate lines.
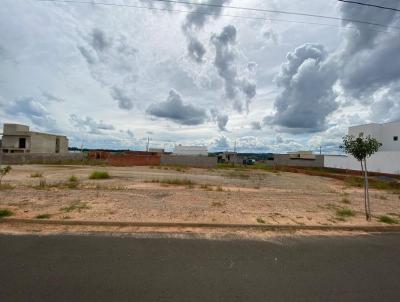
1, 165, 399, 229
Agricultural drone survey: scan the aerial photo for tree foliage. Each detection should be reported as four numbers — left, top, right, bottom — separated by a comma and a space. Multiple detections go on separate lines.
341, 135, 382, 161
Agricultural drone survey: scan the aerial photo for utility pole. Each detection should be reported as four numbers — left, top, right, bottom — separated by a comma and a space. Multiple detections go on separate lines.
319, 145, 322, 155
146, 137, 150, 152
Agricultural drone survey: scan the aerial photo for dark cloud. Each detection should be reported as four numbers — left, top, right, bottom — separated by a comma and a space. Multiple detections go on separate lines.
210, 109, 228, 131
70, 114, 115, 134
90, 28, 111, 53
147, 89, 207, 125
250, 121, 262, 130
268, 43, 338, 133
5, 97, 58, 131
338, 1, 400, 99
110, 86, 133, 110
182, 0, 231, 63
211, 25, 257, 113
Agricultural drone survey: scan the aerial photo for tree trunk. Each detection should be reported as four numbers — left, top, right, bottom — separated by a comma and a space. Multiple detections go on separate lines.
364, 158, 371, 221
360, 161, 369, 221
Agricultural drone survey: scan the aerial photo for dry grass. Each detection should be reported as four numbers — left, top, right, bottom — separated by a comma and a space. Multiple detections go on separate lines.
89, 171, 110, 179
30, 172, 43, 178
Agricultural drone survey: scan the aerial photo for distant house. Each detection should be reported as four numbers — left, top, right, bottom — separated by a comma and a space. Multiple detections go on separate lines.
325, 121, 400, 174
0, 123, 68, 154
173, 145, 208, 156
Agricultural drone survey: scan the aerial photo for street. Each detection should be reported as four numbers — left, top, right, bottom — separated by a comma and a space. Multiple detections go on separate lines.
0, 233, 399, 301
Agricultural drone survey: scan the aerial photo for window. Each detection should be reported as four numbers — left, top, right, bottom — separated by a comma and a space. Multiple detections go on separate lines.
18, 138, 26, 149
394, 136, 398, 141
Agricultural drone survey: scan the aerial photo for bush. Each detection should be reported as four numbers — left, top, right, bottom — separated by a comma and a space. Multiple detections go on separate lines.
89, 171, 110, 179
256, 217, 266, 224
0, 209, 14, 218
336, 208, 356, 218
35, 214, 51, 219
69, 175, 78, 182
378, 215, 398, 224
30, 172, 43, 178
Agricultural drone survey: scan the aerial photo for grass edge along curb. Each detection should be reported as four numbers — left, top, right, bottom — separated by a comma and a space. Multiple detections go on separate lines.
1, 218, 400, 232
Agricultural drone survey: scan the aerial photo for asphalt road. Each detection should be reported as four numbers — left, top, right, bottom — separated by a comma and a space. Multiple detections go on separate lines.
0, 233, 399, 302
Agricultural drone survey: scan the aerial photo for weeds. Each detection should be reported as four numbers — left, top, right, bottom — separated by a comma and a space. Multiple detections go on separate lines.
210, 201, 224, 207
215, 185, 224, 192
256, 217, 266, 224
69, 175, 78, 182
89, 171, 110, 179
341, 197, 351, 204
378, 215, 399, 224
148, 178, 195, 186
35, 213, 51, 219
200, 184, 213, 191
61, 201, 90, 212
336, 208, 356, 218
30, 172, 43, 178
0, 209, 13, 218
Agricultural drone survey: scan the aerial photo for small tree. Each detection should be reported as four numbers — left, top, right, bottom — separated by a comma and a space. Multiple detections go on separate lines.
0, 165, 12, 186
341, 135, 381, 221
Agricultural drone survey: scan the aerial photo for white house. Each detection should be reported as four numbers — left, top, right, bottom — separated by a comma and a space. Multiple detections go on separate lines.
324, 121, 400, 174
349, 121, 400, 151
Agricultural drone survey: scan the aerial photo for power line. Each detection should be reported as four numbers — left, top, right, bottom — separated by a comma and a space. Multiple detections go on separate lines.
146, 0, 400, 30
37, 0, 400, 33
338, 0, 400, 12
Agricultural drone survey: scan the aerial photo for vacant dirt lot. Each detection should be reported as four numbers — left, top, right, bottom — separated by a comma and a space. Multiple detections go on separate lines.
1, 165, 399, 227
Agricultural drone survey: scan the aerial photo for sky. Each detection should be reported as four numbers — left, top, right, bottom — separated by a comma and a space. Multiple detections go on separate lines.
0, 0, 399, 153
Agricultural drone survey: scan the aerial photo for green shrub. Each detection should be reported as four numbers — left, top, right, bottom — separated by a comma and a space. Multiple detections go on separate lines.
341, 197, 351, 204
336, 208, 356, 218
378, 215, 399, 224
69, 175, 78, 182
0, 209, 13, 218
256, 217, 266, 224
89, 171, 110, 179
35, 213, 51, 219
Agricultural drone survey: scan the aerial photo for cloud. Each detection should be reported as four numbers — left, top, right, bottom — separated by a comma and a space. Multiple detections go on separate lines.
338, 1, 400, 99
210, 109, 228, 131
110, 86, 133, 110
78, 28, 139, 109
212, 135, 230, 150
369, 86, 400, 123
147, 89, 207, 125
182, 0, 231, 63
250, 121, 262, 130
268, 43, 338, 133
70, 114, 115, 134
5, 97, 58, 131
41, 92, 65, 103
211, 25, 257, 113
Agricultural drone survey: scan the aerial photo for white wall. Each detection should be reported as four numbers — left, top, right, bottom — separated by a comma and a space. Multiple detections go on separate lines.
324, 152, 400, 175
349, 122, 400, 151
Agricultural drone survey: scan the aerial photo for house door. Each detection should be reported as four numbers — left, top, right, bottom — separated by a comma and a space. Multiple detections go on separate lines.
19, 138, 26, 149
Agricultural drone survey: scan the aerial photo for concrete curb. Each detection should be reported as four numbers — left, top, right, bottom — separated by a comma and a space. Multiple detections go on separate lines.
1, 218, 400, 232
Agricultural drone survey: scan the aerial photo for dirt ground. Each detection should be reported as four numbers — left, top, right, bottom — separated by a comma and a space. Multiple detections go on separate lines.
1, 165, 399, 228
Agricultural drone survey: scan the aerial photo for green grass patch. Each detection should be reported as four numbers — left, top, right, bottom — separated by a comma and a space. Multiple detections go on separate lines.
0, 209, 14, 218
89, 171, 110, 179
69, 175, 78, 182
378, 215, 399, 224
35, 213, 51, 219
30, 172, 43, 178
336, 208, 356, 218
256, 217, 266, 224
